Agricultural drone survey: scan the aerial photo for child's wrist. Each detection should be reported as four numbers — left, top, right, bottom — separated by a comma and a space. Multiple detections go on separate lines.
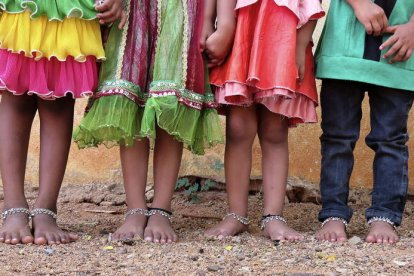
217, 17, 236, 31
347, 0, 367, 10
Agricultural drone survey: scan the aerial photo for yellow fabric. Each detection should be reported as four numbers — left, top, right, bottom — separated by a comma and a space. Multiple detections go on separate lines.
0, 11, 105, 62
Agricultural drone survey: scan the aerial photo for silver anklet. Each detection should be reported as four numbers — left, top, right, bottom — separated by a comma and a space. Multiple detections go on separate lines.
1, 208, 32, 220
147, 208, 172, 223
224, 213, 250, 226
260, 215, 287, 230
125, 208, 148, 219
321, 217, 348, 228
367, 217, 396, 229
31, 208, 57, 220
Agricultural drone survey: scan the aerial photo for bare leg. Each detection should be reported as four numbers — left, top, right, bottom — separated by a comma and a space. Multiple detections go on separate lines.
112, 139, 150, 241
32, 97, 78, 245
0, 93, 37, 245
366, 221, 399, 244
258, 106, 302, 241
205, 106, 257, 238
144, 127, 182, 243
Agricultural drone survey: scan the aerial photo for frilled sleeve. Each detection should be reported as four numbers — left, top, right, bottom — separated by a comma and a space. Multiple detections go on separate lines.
236, 0, 324, 28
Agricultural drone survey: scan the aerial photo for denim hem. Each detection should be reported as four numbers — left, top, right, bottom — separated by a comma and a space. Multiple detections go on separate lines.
318, 209, 352, 223
365, 209, 402, 226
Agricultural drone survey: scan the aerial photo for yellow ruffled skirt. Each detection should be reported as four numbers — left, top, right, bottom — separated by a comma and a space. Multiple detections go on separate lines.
0, 11, 105, 62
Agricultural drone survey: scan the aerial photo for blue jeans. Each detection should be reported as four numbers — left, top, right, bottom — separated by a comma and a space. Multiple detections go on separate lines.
318, 79, 414, 226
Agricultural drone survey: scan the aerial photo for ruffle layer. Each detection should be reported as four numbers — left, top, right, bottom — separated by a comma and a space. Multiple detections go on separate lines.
215, 82, 317, 126
236, 0, 324, 27
0, 11, 105, 61
140, 96, 223, 155
74, 93, 224, 155
0, 0, 97, 21
73, 94, 144, 149
0, 49, 98, 99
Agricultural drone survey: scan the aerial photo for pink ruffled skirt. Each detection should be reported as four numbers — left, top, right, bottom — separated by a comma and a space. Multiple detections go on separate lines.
0, 49, 98, 99
211, 0, 324, 126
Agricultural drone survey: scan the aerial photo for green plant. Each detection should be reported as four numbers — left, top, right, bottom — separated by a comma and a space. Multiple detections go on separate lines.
175, 177, 217, 204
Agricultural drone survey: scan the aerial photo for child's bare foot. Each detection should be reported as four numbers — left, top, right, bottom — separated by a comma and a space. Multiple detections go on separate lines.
205, 214, 248, 238
262, 219, 303, 242
144, 209, 177, 244
111, 209, 148, 241
365, 220, 399, 244
316, 218, 348, 242
32, 209, 78, 245
0, 209, 33, 245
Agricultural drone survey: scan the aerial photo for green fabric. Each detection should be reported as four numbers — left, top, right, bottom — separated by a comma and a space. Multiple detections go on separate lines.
0, 0, 97, 20
140, 96, 223, 155
315, 0, 414, 91
73, 94, 144, 149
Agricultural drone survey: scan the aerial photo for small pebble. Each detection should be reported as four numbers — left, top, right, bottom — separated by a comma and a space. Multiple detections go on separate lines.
207, 265, 224, 272
348, 236, 362, 245
118, 248, 128, 254
44, 248, 55, 256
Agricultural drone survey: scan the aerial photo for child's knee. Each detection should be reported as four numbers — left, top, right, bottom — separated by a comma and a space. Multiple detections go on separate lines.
226, 117, 256, 143
258, 121, 288, 145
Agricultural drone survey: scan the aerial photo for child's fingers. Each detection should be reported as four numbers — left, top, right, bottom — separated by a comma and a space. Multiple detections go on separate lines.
97, 9, 118, 20
95, 0, 113, 12
380, 13, 388, 31
402, 49, 413, 62
384, 25, 397, 34
99, 10, 121, 24
380, 35, 398, 52
390, 46, 408, 63
383, 39, 402, 59
364, 22, 374, 35
371, 19, 382, 36
118, 12, 127, 29
297, 64, 305, 84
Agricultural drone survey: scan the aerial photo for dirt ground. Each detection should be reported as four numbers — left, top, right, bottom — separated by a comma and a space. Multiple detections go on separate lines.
1, 184, 414, 276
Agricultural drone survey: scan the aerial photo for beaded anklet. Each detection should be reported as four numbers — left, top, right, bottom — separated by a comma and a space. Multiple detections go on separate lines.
321, 217, 348, 229
1, 208, 32, 221
147, 208, 173, 223
224, 213, 250, 226
260, 215, 287, 230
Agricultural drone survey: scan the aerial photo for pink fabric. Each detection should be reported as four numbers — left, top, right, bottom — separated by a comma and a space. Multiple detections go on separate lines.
215, 82, 317, 126
0, 50, 98, 100
236, 0, 324, 27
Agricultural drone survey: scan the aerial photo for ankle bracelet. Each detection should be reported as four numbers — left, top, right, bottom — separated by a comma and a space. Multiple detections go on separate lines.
321, 217, 348, 228
1, 208, 32, 220
147, 208, 172, 223
261, 215, 287, 230
31, 208, 57, 220
367, 217, 396, 229
125, 208, 148, 219
224, 213, 250, 226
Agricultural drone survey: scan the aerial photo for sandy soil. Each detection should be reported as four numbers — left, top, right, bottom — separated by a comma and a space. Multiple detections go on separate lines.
0, 184, 414, 276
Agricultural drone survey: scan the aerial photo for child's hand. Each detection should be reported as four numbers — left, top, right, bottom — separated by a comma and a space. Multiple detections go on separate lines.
205, 27, 235, 68
347, 0, 388, 36
96, 0, 127, 30
200, 21, 215, 52
296, 42, 307, 84
380, 21, 414, 63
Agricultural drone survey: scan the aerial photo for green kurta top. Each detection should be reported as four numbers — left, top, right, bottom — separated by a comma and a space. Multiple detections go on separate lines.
316, 0, 414, 92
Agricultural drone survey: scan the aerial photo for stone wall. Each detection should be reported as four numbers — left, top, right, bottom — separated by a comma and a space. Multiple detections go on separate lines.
1, 1, 414, 192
